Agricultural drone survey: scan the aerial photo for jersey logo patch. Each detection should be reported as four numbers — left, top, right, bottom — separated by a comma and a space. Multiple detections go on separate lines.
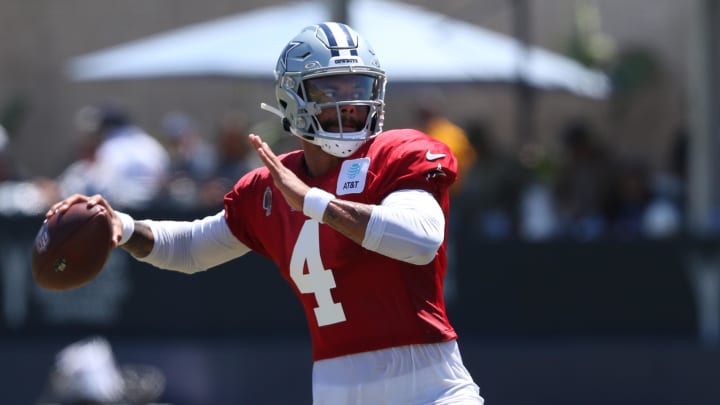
426, 163, 447, 180
336, 157, 370, 195
263, 186, 272, 216
425, 150, 447, 161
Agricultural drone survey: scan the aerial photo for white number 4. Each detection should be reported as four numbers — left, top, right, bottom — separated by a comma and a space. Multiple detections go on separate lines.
290, 220, 346, 326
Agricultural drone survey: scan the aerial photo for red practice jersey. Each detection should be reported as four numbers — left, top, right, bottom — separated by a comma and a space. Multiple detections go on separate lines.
224, 129, 459, 361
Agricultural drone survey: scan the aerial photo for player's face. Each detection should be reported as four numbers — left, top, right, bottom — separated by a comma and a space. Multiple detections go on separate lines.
303, 74, 378, 132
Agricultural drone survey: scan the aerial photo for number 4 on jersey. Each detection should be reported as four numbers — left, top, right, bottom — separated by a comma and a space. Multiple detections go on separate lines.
290, 220, 346, 326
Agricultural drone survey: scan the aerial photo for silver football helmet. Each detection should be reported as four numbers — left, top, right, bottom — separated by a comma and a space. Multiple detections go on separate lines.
263, 22, 387, 157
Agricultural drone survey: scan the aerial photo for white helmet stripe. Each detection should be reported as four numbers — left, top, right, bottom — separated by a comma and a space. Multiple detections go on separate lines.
320, 22, 358, 57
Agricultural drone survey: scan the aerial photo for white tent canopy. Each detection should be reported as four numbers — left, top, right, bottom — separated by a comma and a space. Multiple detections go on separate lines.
66, 0, 610, 99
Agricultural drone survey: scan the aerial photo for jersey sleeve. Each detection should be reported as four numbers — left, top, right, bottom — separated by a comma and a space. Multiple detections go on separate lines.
223, 169, 271, 258
370, 129, 458, 198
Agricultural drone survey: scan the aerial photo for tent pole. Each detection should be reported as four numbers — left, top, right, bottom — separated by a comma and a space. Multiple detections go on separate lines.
687, 0, 720, 348
326, 0, 349, 24
512, 0, 536, 144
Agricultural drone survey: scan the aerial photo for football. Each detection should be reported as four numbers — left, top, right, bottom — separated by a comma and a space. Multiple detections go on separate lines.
31, 202, 113, 291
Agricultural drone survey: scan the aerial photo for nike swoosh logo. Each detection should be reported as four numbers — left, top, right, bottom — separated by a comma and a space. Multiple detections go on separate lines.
425, 150, 447, 161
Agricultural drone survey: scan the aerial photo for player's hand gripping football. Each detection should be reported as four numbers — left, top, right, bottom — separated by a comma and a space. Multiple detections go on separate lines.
46, 194, 124, 248
249, 133, 310, 212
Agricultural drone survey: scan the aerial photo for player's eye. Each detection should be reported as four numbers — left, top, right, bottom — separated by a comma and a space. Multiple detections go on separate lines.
304, 84, 336, 102
351, 89, 368, 99
322, 89, 338, 100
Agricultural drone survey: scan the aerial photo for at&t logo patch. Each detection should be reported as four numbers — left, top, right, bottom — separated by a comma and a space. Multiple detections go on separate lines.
336, 157, 370, 196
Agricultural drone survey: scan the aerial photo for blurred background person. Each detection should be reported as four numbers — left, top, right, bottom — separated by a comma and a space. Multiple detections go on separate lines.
643, 126, 687, 237
552, 118, 614, 240
414, 96, 477, 196
197, 111, 254, 209
56, 102, 170, 210
35, 336, 166, 405
54, 107, 105, 203
603, 156, 656, 240
516, 140, 561, 241
158, 110, 216, 210
0, 123, 56, 215
456, 119, 531, 240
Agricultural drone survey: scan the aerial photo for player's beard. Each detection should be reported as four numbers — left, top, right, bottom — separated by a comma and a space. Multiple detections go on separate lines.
319, 107, 368, 132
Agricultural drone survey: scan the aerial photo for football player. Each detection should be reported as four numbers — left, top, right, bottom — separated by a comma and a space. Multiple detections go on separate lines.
49, 22, 484, 404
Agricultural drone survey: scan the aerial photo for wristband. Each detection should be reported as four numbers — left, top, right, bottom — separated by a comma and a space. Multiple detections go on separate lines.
116, 211, 135, 245
303, 188, 335, 223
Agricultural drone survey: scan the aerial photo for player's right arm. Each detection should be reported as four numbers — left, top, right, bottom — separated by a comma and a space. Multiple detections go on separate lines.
121, 220, 154, 257
47, 194, 250, 274
125, 211, 250, 274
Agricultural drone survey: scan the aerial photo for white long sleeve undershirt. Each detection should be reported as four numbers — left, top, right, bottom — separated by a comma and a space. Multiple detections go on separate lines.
135, 189, 445, 273
360, 189, 445, 265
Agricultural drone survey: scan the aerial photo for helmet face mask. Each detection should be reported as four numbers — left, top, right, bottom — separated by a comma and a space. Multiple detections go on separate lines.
272, 22, 387, 158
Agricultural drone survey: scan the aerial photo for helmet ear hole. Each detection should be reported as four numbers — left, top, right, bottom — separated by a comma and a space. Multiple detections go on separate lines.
282, 118, 292, 131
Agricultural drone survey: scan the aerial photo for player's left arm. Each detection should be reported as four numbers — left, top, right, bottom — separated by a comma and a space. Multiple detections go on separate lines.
354, 189, 444, 265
